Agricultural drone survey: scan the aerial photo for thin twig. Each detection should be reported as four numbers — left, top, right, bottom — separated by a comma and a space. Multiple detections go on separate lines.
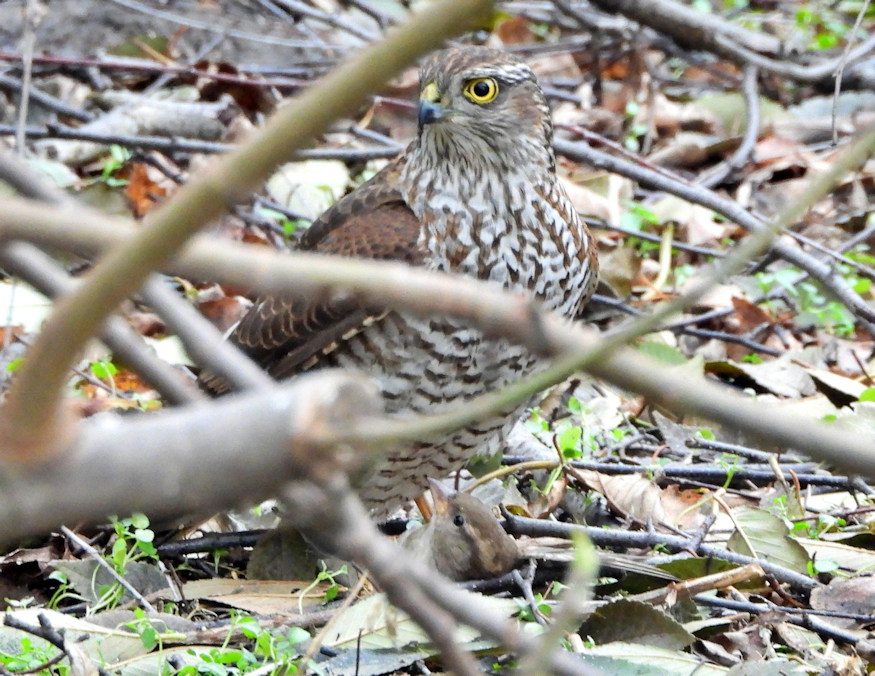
60, 525, 159, 613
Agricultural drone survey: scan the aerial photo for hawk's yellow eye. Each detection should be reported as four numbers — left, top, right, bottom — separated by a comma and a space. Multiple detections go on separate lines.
462, 77, 499, 104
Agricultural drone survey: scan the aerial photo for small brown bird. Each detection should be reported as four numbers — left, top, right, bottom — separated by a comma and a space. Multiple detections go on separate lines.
399, 481, 679, 583
202, 47, 598, 518
400, 479, 520, 581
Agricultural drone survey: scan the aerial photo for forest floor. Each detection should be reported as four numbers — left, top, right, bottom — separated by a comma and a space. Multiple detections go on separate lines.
0, 0, 875, 674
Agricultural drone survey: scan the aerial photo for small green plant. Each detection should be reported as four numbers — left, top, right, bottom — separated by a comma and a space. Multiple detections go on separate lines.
672, 263, 695, 288
127, 607, 160, 651
792, 513, 847, 542
97, 144, 132, 187
0, 636, 69, 675
525, 407, 549, 434
555, 421, 583, 460
770, 494, 790, 522
610, 427, 629, 443
256, 207, 309, 238
755, 268, 857, 336
807, 557, 840, 575
715, 453, 741, 488
298, 563, 346, 612
90, 359, 120, 396
110, 513, 159, 572
514, 591, 551, 623
88, 514, 159, 612
622, 101, 648, 152
46, 570, 85, 610
174, 613, 310, 674
795, 7, 850, 50
619, 201, 660, 253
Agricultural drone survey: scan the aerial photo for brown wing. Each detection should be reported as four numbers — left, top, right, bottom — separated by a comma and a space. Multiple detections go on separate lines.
200, 156, 424, 394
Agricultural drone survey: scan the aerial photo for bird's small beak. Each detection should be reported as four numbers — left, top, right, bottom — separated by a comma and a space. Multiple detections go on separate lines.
427, 478, 452, 517
418, 81, 447, 128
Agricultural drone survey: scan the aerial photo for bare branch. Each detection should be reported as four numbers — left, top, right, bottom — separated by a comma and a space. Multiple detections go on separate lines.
1, 196, 874, 478
0, 370, 379, 541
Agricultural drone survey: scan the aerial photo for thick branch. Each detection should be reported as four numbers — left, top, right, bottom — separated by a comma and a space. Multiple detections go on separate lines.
0, 371, 378, 542
0, 0, 492, 461
1, 198, 873, 478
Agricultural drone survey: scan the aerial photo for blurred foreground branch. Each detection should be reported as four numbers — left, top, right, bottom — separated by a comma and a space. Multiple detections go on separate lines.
0, 196, 873, 486
0, 0, 492, 462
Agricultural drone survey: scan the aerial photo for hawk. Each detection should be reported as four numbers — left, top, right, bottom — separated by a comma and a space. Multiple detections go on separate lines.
203, 46, 598, 518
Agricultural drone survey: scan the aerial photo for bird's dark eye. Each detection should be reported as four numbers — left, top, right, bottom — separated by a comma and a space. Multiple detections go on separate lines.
453, 514, 465, 527
463, 77, 499, 104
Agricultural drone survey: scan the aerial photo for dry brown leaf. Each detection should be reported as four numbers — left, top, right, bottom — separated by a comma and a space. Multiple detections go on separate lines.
810, 577, 875, 632
575, 470, 709, 530
492, 15, 537, 45
127, 310, 167, 337
125, 162, 171, 217
730, 297, 774, 332
659, 485, 710, 530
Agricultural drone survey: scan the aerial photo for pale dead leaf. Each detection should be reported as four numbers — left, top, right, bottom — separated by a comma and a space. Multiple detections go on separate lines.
325, 591, 515, 650
182, 578, 334, 616
597, 245, 641, 297
266, 160, 350, 220
575, 470, 665, 524
798, 539, 875, 576
530, 52, 582, 81
804, 366, 867, 407
659, 485, 710, 531
727, 507, 810, 574
558, 175, 616, 221
678, 274, 745, 310
705, 356, 816, 398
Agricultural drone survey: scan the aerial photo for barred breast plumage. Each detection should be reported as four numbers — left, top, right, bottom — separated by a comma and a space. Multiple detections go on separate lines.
201, 46, 598, 518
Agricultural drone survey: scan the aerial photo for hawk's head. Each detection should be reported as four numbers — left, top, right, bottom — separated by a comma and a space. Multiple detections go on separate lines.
415, 47, 554, 171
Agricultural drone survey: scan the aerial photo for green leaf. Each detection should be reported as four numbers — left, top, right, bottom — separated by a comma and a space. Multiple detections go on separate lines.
636, 341, 687, 365
286, 626, 310, 646
134, 528, 154, 544
130, 512, 150, 529
859, 388, 875, 402
557, 425, 582, 456
90, 360, 119, 379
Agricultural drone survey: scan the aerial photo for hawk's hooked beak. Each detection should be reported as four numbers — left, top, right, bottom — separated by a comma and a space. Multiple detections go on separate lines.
418, 81, 448, 128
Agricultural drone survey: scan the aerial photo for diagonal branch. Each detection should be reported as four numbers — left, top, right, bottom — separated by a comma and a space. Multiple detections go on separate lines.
0, 0, 493, 461
1, 194, 873, 478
